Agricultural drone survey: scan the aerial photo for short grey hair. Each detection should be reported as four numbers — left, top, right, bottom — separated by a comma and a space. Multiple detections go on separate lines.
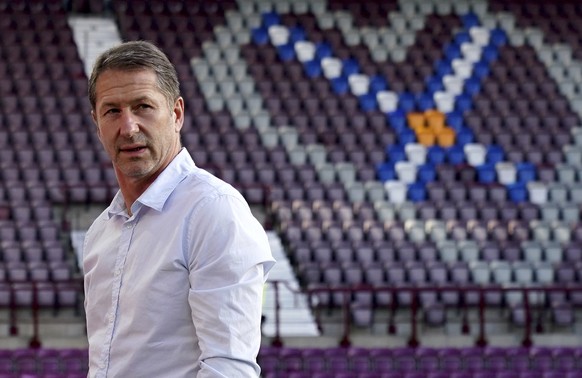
88, 40, 180, 109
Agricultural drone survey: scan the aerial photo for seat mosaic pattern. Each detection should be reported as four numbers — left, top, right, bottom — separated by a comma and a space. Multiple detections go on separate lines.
1, 0, 582, 325
241, 0, 582, 319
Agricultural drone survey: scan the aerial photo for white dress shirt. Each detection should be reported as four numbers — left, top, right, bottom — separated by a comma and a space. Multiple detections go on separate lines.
83, 148, 275, 377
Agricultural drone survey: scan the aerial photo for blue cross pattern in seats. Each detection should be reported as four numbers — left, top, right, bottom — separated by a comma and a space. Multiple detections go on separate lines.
252, 10, 548, 204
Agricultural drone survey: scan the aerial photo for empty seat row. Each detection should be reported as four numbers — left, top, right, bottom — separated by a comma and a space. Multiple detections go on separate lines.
296, 259, 574, 287
286, 229, 582, 263
0, 220, 60, 244
0, 260, 72, 283
0, 77, 87, 97
280, 210, 582, 248
0, 280, 79, 308
0, 348, 87, 376
0, 240, 65, 263
265, 371, 582, 378
258, 346, 582, 374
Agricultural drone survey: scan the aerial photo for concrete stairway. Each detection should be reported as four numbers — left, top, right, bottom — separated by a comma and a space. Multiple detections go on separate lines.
262, 232, 321, 339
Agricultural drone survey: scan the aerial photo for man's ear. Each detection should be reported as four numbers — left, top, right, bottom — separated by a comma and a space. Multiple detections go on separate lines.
173, 97, 185, 133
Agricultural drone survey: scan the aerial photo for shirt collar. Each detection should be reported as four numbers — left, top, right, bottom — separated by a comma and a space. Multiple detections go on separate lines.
107, 148, 195, 218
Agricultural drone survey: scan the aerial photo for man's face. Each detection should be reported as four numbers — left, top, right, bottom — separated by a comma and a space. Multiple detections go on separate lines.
92, 69, 183, 183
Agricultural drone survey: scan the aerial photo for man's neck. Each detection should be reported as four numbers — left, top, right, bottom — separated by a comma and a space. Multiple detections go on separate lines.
118, 175, 157, 216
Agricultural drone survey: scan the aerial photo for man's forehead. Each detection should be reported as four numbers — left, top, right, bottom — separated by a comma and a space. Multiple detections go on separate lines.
96, 68, 157, 87
95, 70, 161, 104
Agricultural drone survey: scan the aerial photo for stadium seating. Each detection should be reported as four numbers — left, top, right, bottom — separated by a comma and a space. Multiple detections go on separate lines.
1, 0, 582, 375
238, 0, 582, 335
0, 1, 89, 315
0, 347, 87, 377
258, 345, 582, 377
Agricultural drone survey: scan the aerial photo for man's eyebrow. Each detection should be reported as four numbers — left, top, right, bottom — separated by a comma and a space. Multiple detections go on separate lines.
98, 101, 118, 110
98, 96, 153, 109
132, 96, 154, 104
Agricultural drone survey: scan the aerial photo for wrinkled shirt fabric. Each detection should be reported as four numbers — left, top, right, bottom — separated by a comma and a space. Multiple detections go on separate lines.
83, 148, 275, 377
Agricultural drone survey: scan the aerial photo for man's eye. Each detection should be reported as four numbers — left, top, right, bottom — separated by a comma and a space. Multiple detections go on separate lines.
104, 109, 119, 115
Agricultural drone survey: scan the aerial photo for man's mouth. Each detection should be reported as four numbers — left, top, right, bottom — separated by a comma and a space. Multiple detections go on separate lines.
119, 145, 147, 154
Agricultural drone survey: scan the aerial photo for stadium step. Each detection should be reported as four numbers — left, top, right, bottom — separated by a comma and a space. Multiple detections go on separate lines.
262, 232, 321, 338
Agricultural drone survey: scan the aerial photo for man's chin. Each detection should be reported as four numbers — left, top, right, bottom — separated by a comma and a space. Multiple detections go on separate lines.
116, 162, 154, 180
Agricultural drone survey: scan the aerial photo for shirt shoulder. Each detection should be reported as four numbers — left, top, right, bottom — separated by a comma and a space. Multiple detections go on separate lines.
176, 165, 246, 209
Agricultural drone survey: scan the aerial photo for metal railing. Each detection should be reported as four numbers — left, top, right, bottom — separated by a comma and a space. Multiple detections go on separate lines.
266, 280, 582, 348
4, 278, 581, 350
0, 279, 85, 348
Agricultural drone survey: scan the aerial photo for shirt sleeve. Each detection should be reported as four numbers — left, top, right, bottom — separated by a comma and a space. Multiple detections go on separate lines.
186, 193, 275, 378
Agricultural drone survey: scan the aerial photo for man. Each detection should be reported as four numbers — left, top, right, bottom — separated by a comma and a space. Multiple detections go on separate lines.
83, 40, 275, 377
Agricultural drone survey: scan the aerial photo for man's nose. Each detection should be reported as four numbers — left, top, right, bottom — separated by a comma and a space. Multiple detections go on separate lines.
119, 110, 140, 137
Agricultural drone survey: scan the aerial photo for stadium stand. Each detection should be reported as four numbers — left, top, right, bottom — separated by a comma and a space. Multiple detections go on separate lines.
0, 0, 582, 376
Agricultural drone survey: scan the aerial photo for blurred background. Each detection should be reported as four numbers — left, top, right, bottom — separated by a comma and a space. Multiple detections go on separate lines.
0, 0, 582, 377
